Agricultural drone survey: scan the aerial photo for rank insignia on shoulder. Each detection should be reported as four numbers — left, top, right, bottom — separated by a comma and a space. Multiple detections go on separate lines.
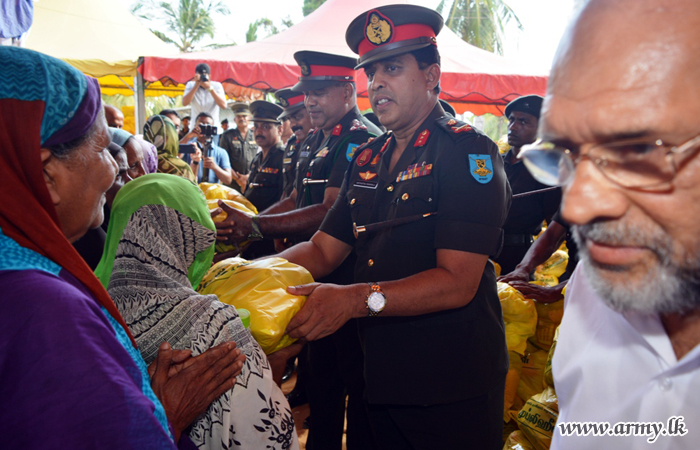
317, 148, 329, 158
370, 154, 380, 166
332, 124, 343, 136
356, 148, 373, 166
469, 155, 493, 183
347, 143, 360, 161
446, 119, 457, 126
359, 171, 378, 181
350, 119, 367, 131
451, 123, 473, 133
414, 129, 430, 147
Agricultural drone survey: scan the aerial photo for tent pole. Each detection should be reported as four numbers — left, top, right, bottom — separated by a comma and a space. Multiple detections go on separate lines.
134, 56, 147, 134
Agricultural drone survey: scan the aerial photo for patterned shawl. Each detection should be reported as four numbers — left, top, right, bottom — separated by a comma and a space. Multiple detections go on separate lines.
95, 174, 298, 450
0, 46, 135, 345
144, 115, 196, 182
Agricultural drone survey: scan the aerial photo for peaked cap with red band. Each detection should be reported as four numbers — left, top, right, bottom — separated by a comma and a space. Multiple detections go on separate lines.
292, 51, 357, 92
275, 88, 306, 120
346, 5, 443, 69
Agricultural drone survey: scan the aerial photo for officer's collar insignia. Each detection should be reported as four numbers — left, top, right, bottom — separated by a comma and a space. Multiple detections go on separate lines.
359, 171, 378, 181
414, 129, 430, 147
299, 61, 311, 77
469, 154, 494, 184
356, 148, 373, 166
370, 154, 380, 166
365, 10, 393, 46
279, 98, 289, 107
451, 123, 473, 133
446, 119, 457, 126
332, 123, 343, 136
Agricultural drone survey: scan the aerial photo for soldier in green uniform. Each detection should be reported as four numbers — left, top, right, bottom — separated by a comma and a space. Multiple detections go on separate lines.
270, 6, 509, 449
242, 100, 284, 259
215, 52, 381, 450
218, 102, 258, 192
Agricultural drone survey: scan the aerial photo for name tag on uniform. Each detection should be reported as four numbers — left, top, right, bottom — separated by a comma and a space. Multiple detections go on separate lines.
300, 151, 310, 158
261, 167, 279, 174
283, 158, 292, 164
353, 181, 378, 189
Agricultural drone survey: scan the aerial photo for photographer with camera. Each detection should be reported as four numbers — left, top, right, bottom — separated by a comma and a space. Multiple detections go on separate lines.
182, 63, 227, 128
185, 112, 233, 185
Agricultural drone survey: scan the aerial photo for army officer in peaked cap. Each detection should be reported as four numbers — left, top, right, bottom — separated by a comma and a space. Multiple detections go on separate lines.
214, 51, 381, 449
265, 5, 512, 450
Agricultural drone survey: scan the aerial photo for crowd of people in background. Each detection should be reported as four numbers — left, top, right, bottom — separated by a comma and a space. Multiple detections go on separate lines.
2, 0, 699, 449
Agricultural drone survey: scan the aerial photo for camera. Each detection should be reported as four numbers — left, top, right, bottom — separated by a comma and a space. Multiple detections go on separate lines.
198, 72, 209, 82
199, 124, 217, 137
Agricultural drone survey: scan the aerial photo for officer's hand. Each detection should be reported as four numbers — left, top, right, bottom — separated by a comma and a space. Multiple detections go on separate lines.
285, 283, 355, 341
508, 280, 565, 304
498, 266, 530, 283
213, 200, 253, 245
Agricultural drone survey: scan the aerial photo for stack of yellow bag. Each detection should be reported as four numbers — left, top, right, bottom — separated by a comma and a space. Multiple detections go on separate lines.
198, 257, 314, 354
498, 283, 538, 421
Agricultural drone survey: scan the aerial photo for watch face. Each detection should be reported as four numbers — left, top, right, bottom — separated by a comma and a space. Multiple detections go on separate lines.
368, 292, 386, 312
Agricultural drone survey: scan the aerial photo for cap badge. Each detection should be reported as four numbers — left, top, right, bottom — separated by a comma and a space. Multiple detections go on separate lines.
279, 98, 289, 107
299, 61, 311, 77
366, 11, 393, 46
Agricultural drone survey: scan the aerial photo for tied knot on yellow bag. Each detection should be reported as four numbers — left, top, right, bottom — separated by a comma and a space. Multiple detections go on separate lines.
198, 257, 314, 354
200, 182, 259, 254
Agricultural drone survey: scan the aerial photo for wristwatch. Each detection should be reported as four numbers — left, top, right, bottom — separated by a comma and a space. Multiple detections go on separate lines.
366, 282, 386, 317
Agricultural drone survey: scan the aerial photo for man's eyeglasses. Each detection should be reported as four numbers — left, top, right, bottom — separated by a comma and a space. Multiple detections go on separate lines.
519, 134, 700, 191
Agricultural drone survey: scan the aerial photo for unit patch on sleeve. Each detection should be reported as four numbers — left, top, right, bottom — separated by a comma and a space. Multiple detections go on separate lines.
469, 155, 493, 183
347, 143, 360, 161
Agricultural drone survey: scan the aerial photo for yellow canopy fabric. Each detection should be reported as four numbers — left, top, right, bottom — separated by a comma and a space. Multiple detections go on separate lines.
24, 0, 177, 78
97, 75, 186, 98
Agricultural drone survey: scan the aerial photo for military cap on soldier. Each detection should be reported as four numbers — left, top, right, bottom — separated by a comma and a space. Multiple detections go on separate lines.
250, 100, 284, 124
345, 5, 444, 69
230, 101, 252, 116
292, 51, 357, 92
504, 95, 544, 120
275, 88, 306, 120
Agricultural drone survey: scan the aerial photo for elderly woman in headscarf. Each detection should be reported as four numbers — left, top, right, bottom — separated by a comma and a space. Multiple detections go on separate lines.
144, 114, 196, 182
0, 47, 244, 449
95, 174, 299, 450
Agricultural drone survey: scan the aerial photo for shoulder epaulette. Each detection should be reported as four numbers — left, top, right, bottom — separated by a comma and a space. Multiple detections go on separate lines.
435, 116, 479, 140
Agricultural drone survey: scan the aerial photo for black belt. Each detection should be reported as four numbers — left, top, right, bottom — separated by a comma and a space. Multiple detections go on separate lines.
503, 234, 534, 246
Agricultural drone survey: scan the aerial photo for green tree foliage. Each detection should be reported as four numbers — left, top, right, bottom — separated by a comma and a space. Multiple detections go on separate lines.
437, 0, 522, 54
131, 0, 230, 52
245, 16, 293, 43
303, 0, 326, 17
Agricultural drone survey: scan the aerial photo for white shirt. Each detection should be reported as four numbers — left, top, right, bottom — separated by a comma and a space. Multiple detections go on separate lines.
552, 266, 700, 450
183, 80, 225, 127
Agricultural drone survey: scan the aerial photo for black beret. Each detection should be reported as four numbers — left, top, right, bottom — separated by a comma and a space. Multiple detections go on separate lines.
505, 95, 544, 120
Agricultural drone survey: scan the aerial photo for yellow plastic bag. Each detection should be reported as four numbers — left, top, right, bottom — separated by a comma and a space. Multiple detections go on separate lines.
199, 182, 258, 214
206, 198, 256, 254
504, 351, 524, 422
499, 282, 538, 356
528, 298, 564, 351
544, 326, 560, 389
502, 430, 536, 450
513, 386, 558, 450
517, 342, 549, 404
198, 257, 314, 354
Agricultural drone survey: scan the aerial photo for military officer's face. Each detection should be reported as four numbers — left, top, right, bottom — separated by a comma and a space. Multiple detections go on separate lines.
304, 83, 350, 132
289, 108, 312, 142
235, 114, 249, 131
364, 53, 438, 133
253, 121, 281, 150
